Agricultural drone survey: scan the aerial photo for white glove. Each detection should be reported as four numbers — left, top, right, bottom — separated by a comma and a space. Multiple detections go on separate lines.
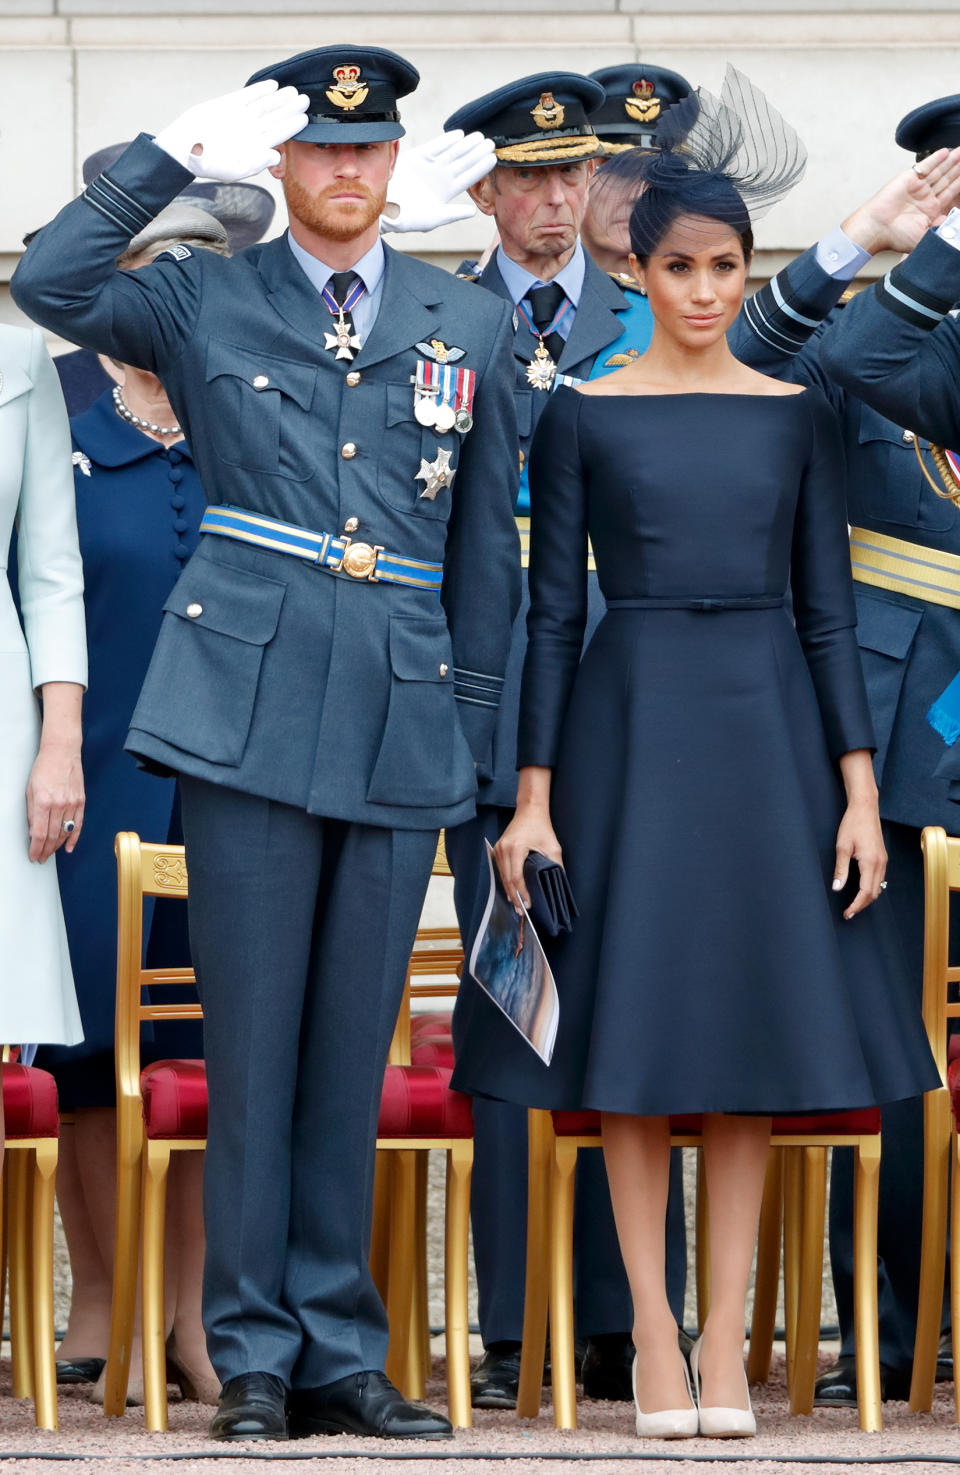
381, 129, 496, 234
155, 80, 309, 182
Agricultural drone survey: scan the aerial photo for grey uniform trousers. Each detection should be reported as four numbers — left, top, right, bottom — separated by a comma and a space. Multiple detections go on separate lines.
447, 807, 685, 1344
179, 776, 437, 1388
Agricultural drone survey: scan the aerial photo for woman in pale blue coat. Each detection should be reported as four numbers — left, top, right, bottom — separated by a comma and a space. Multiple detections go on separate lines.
0, 322, 87, 1150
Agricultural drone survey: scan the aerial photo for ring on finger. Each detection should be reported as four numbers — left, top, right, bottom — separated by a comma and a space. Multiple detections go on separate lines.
880, 879, 888, 890
913, 162, 925, 176
62, 818, 76, 835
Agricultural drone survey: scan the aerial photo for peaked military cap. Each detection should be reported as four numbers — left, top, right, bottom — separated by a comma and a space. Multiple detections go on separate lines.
83, 143, 275, 251
445, 72, 605, 167
589, 64, 693, 152
247, 45, 418, 144
896, 95, 960, 160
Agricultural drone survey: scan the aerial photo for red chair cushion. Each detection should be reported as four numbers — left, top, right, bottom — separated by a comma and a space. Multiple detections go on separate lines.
410, 1037, 456, 1069
552, 1106, 881, 1137
948, 1057, 960, 1129
410, 1011, 453, 1041
141, 1060, 208, 1140
949, 1036, 960, 1067
378, 1066, 472, 1138
2, 1064, 59, 1139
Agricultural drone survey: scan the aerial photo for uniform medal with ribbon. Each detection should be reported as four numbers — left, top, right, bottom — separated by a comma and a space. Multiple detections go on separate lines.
516, 295, 572, 391
322, 276, 366, 361
413, 360, 476, 434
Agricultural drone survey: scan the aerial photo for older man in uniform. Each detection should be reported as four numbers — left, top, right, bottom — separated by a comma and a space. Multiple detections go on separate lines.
802, 102, 960, 1406
13, 46, 520, 1442
439, 67, 882, 1408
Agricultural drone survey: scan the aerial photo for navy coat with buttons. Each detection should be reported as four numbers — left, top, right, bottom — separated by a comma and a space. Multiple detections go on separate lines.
785, 301, 960, 830
12, 135, 521, 831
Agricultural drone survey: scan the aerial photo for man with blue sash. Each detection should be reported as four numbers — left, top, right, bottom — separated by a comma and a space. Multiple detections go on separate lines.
798, 100, 960, 1406
13, 47, 520, 1442
440, 66, 874, 1410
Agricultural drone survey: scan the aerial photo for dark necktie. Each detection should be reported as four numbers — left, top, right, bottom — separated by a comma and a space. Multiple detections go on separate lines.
527, 281, 567, 364
330, 271, 359, 310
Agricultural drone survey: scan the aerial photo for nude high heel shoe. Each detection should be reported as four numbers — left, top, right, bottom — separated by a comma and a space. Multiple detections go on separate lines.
690, 1335, 757, 1438
631, 1349, 699, 1438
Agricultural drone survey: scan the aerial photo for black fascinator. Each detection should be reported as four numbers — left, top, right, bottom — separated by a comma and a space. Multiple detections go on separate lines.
592, 67, 806, 259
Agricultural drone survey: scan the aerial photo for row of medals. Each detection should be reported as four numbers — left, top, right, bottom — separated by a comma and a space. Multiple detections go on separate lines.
414, 392, 473, 434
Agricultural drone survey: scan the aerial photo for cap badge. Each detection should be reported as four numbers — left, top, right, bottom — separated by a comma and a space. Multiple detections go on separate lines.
625, 79, 661, 124
531, 92, 566, 131
326, 64, 369, 112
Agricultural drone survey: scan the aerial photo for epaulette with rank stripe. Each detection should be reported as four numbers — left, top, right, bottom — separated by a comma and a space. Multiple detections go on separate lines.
608, 270, 645, 295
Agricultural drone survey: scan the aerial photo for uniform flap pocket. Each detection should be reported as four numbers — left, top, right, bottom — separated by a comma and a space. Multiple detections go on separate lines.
163, 558, 286, 645
205, 340, 317, 411
855, 591, 923, 659
389, 616, 454, 682
0, 364, 32, 409
386, 382, 416, 427
857, 403, 912, 447
513, 389, 533, 439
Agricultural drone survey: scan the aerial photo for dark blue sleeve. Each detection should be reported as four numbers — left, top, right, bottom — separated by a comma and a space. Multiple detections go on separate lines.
516, 389, 588, 769
12, 134, 202, 374
819, 229, 960, 446
729, 245, 849, 374
792, 388, 876, 760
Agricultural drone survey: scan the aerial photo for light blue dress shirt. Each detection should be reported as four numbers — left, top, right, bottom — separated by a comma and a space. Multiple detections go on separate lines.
496, 241, 586, 344
286, 231, 386, 344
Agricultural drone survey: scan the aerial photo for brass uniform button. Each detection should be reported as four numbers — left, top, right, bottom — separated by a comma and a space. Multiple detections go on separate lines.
344, 517, 359, 533
186, 602, 203, 618
439, 663, 449, 677
341, 442, 357, 460
902, 430, 915, 444
252, 374, 270, 390
345, 371, 361, 387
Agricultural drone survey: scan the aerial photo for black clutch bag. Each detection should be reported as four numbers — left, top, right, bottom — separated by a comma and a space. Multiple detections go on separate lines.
522, 851, 579, 937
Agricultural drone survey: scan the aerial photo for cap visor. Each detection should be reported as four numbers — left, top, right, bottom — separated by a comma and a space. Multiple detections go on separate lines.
494, 139, 605, 166
296, 120, 405, 144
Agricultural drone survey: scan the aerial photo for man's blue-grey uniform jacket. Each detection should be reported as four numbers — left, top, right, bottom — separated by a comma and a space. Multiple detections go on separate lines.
816, 231, 960, 808
12, 135, 521, 832
471, 241, 856, 807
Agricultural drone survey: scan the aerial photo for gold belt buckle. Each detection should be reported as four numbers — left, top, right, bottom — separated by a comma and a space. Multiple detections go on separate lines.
337, 538, 383, 582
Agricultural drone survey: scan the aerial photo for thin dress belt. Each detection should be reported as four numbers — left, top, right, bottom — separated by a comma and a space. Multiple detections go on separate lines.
606, 595, 785, 611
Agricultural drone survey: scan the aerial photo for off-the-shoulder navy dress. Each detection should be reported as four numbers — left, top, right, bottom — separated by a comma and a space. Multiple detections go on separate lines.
452, 386, 939, 1116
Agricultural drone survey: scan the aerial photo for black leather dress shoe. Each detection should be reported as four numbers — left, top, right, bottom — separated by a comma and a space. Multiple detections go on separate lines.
813, 1354, 912, 1408
581, 1333, 634, 1401
470, 1343, 522, 1409
56, 1357, 106, 1386
209, 1372, 289, 1440
289, 1370, 453, 1439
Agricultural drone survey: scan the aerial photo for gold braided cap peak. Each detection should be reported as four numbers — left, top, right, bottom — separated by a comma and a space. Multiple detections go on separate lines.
495, 136, 606, 164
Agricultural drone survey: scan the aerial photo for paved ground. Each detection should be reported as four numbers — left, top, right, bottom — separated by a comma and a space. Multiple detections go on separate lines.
1, 1352, 959, 1473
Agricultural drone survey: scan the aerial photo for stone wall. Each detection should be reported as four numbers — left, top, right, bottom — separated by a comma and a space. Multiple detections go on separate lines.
2, 4, 960, 324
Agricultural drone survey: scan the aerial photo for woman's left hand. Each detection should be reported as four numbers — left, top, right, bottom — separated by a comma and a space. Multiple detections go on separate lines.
833, 798, 887, 920
26, 743, 85, 863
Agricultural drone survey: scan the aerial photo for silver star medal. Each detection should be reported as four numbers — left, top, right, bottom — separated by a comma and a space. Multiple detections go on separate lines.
72, 450, 92, 477
324, 310, 362, 361
416, 447, 455, 501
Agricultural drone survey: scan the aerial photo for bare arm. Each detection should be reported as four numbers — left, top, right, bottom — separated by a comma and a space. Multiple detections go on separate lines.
833, 749, 886, 921
27, 682, 84, 863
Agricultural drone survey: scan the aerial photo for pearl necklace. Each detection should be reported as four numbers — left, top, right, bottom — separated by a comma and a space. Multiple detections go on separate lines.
112, 385, 181, 438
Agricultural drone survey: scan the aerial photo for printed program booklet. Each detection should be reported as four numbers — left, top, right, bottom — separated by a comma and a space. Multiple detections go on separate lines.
469, 840, 560, 1065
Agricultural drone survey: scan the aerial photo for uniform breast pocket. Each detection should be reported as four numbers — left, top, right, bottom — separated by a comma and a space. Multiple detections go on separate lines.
856, 404, 956, 534
367, 615, 477, 808
131, 556, 286, 767
205, 341, 318, 482
381, 383, 459, 520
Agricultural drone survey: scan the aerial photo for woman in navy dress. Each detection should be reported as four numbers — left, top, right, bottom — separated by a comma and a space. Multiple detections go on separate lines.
458, 72, 940, 1438
33, 206, 228, 1406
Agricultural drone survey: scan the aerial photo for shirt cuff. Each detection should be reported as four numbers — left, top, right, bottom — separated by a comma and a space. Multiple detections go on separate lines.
936, 206, 960, 253
814, 226, 873, 282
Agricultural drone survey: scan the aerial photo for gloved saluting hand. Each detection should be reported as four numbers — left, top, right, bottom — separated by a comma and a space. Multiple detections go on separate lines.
155, 80, 309, 182
381, 129, 496, 233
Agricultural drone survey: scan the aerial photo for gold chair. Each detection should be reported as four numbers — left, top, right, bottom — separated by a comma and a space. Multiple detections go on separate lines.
1, 1059, 61, 1429
103, 833, 203, 1430
518, 1107, 884, 1432
909, 825, 960, 1417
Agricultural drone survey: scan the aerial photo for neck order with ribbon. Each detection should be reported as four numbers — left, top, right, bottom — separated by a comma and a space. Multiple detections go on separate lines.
322, 274, 367, 361
516, 295, 572, 390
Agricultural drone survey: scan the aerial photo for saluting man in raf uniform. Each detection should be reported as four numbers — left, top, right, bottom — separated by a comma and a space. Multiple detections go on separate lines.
439, 67, 873, 1410
798, 100, 960, 1408
13, 46, 520, 1443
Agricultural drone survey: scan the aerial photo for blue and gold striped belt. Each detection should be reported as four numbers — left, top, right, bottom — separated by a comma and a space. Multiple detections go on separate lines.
199, 506, 444, 591
850, 526, 960, 612
515, 515, 596, 572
